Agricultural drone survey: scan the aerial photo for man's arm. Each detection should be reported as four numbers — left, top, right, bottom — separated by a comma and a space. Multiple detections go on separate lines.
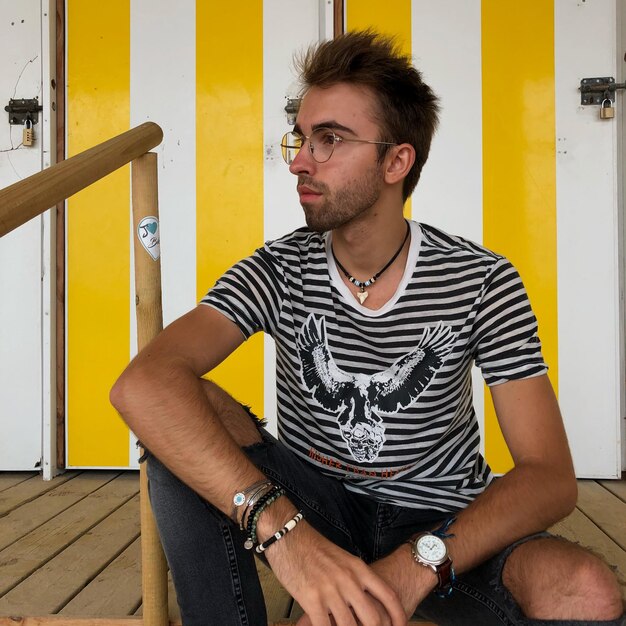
111, 304, 406, 626
110, 304, 263, 512
370, 374, 577, 613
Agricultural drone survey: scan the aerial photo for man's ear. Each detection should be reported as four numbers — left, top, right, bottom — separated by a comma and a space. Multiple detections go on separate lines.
383, 143, 415, 186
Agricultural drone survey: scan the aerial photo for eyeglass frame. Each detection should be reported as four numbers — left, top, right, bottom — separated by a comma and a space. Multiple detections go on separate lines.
280, 127, 397, 165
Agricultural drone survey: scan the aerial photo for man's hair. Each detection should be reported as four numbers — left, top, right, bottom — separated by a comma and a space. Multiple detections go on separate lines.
296, 30, 439, 201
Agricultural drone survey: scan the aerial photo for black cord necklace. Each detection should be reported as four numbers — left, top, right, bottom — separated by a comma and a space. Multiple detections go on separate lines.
332, 220, 410, 305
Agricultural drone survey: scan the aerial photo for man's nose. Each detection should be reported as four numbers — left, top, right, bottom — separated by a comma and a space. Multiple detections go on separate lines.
288, 144, 316, 176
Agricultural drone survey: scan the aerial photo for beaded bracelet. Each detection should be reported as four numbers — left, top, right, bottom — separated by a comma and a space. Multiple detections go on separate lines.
244, 487, 285, 550
244, 486, 281, 536
256, 512, 304, 554
245, 488, 285, 549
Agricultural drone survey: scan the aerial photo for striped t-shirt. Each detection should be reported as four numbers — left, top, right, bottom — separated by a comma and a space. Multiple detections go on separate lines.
202, 220, 547, 512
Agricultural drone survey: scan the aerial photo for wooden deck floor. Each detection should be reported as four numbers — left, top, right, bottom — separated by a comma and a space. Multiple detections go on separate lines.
0, 471, 624, 624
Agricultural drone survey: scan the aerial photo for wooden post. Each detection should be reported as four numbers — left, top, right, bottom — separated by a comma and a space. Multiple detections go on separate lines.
131, 152, 168, 626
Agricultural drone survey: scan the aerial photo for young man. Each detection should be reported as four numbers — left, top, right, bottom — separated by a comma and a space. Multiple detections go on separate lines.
111, 31, 624, 626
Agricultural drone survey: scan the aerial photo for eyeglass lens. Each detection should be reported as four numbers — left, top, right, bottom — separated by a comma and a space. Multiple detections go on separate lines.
281, 128, 336, 165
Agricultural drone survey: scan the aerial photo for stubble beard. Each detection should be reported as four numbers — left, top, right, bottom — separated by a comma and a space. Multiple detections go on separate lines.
300, 164, 383, 233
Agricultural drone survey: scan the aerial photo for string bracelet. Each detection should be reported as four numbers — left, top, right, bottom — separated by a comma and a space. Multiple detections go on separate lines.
256, 511, 304, 554
432, 516, 457, 540
231, 479, 272, 524
433, 516, 457, 598
244, 487, 285, 550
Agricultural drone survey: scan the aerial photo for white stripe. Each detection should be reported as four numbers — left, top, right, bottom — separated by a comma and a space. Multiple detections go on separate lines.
410, 0, 484, 454
555, 0, 621, 477
411, 0, 482, 242
263, 0, 322, 432
129, 0, 197, 466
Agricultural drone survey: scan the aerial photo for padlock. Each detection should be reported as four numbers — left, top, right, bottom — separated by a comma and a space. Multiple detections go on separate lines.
23, 118, 34, 146
600, 98, 615, 119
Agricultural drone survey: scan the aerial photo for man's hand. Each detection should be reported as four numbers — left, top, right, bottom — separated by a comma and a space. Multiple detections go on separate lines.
262, 511, 406, 626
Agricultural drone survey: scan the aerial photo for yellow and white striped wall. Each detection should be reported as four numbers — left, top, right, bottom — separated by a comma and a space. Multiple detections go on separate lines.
66, 0, 624, 477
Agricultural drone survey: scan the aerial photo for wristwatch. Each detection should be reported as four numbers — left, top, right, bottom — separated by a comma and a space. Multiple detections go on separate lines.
408, 532, 453, 590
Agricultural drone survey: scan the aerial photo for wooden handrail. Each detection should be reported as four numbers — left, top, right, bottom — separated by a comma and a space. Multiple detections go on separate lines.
0, 122, 167, 624
0, 122, 163, 237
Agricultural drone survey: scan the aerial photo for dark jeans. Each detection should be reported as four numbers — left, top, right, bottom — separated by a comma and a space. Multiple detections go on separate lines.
146, 430, 625, 626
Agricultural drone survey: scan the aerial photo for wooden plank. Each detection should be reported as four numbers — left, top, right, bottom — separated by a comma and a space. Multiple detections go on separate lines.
549, 507, 626, 599
0, 495, 140, 615
599, 478, 626, 505
60, 537, 141, 617
0, 472, 77, 516
0, 473, 37, 493
0, 473, 139, 596
576, 480, 626, 551
0, 472, 119, 552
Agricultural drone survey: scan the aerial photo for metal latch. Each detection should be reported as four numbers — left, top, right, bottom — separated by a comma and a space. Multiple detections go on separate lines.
5, 97, 43, 125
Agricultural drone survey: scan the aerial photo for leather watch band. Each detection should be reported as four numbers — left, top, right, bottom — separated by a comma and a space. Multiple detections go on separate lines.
436, 557, 453, 589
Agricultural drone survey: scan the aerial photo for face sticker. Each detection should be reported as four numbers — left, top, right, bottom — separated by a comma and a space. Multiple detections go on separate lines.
137, 216, 160, 261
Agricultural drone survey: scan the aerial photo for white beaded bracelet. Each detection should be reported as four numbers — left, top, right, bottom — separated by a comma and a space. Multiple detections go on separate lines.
255, 512, 304, 554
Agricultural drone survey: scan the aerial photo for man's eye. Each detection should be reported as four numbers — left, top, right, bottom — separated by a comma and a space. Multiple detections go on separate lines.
318, 131, 336, 145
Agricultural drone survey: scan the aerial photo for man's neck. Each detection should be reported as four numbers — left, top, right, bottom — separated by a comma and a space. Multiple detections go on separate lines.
331, 212, 409, 278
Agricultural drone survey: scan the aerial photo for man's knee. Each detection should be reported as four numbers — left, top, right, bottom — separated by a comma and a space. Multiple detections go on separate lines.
199, 379, 263, 447
503, 537, 624, 620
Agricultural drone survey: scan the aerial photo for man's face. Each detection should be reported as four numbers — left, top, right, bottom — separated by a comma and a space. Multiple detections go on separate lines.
289, 83, 386, 232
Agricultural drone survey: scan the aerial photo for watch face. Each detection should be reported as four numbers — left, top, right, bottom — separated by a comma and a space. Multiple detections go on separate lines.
416, 534, 447, 564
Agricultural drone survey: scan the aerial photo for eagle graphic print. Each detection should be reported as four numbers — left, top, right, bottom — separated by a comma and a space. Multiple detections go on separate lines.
297, 314, 457, 463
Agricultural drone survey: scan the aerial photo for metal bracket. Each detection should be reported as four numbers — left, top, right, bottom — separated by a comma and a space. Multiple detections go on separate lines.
4, 97, 43, 125
284, 98, 301, 125
579, 77, 626, 105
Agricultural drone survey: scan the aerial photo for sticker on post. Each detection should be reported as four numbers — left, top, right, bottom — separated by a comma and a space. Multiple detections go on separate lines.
137, 216, 160, 261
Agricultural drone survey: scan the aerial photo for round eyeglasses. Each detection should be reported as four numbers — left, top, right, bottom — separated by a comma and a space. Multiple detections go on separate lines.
280, 127, 397, 165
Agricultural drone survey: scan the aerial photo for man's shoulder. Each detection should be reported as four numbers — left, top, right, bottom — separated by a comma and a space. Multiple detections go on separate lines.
418, 222, 505, 264
262, 226, 326, 257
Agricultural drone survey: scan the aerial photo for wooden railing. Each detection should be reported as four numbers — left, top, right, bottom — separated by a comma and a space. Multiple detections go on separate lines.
0, 122, 170, 626
0, 122, 161, 237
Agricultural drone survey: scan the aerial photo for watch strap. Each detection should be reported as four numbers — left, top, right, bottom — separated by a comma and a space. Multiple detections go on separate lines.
436, 557, 453, 589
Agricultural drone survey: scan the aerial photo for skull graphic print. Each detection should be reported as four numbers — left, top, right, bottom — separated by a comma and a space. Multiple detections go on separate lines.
297, 314, 456, 463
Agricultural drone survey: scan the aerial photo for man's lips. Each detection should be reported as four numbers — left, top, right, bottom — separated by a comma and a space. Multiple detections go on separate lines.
297, 185, 322, 201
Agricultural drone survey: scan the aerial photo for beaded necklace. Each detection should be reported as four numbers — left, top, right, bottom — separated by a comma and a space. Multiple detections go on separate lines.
332, 220, 410, 305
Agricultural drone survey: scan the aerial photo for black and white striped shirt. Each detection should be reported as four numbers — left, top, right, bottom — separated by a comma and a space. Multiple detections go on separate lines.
202, 221, 547, 512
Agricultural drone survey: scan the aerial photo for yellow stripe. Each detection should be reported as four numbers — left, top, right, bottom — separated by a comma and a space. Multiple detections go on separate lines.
67, 0, 130, 466
482, 0, 558, 473
196, 1, 264, 415
345, 0, 412, 217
